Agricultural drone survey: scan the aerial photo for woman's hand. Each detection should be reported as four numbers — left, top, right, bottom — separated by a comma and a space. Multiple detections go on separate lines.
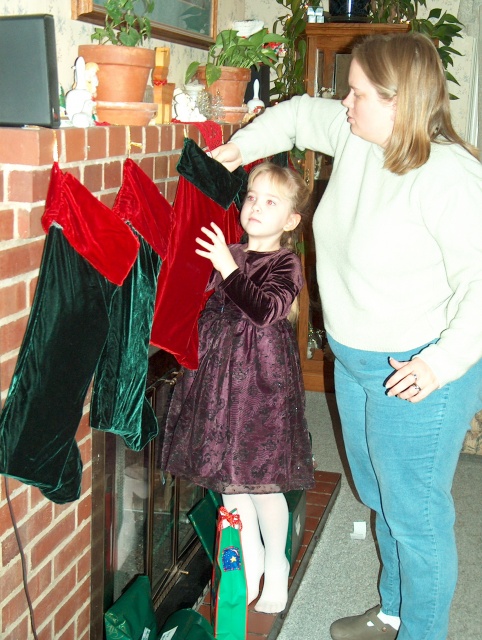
385, 357, 440, 403
195, 222, 238, 279
211, 142, 243, 172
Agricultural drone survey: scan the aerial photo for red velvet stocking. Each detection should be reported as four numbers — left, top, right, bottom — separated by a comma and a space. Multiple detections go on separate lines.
150, 141, 244, 368
42, 162, 139, 285
112, 158, 172, 260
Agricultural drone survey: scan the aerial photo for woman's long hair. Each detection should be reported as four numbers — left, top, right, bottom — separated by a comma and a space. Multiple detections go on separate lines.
352, 32, 478, 174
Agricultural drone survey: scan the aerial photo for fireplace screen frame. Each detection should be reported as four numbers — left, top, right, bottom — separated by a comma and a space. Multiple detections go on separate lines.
90, 350, 210, 638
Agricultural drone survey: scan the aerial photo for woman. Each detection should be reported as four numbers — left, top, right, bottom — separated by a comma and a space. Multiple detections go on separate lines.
212, 32, 482, 640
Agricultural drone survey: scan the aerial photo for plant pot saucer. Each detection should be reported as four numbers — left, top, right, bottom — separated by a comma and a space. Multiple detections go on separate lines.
96, 101, 158, 126
216, 105, 249, 125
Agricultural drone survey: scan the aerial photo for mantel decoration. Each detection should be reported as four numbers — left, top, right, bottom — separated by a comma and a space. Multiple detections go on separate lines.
185, 23, 287, 124
78, 0, 157, 125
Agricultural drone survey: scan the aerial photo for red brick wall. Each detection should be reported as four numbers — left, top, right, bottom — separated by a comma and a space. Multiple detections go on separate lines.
0, 122, 235, 639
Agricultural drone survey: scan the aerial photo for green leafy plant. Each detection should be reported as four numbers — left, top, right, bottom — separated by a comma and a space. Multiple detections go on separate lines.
370, 1, 464, 96
271, 1, 464, 102
271, 0, 322, 102
91, 0, 154, 46
185, 28, 288, 87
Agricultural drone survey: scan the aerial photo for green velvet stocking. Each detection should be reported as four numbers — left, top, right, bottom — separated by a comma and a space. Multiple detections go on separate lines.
89, 158, 171, 450
90, 226, 161, 450
0, 161, 165, 503
0, 226, 116, 503
150, 139, 245, 368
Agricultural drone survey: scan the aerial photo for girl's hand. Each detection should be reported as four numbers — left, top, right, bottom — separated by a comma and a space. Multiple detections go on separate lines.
195, 222, 238, 279
385, 357, 440, 403
211, 143, 243, 172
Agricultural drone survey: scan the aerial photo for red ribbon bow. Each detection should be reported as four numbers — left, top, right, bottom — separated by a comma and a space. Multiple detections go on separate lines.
217, 506, 243, 531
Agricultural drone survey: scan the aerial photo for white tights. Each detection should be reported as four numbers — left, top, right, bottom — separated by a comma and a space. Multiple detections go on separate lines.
222, 493, 290, 614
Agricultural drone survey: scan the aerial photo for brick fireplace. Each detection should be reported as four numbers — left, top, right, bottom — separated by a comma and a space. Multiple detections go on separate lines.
0, 121, 236, 639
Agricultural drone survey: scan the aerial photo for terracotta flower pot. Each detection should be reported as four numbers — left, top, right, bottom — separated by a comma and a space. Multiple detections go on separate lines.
78, 44, 155, 103
196, 66, 251, 108
196, 66, 251, 124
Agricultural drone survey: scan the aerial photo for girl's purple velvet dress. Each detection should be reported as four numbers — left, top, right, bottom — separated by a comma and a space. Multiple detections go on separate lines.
161, 244, 315, 494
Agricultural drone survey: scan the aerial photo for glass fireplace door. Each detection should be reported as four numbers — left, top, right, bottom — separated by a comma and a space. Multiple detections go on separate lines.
90, 350, 208, 639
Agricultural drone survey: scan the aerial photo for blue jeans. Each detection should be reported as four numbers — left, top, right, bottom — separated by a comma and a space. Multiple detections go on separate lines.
328, 335, 482, 640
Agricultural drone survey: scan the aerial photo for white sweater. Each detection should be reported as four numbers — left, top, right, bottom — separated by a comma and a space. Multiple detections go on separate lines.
231, 95, 482, 386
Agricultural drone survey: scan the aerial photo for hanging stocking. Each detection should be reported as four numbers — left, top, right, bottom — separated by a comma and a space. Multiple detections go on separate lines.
0, 163, 139, 503
111, 157, 172, 260
150, 138, 246, 368
90, 160, 172, 450
42, 162, 139, 285
90, 227, 161, 450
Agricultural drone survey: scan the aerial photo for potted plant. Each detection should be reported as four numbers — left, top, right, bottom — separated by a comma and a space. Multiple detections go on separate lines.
185, 26, 287, 122
78, 0, 155, 106
272, 2, 462, 103
271, 0, 323, 103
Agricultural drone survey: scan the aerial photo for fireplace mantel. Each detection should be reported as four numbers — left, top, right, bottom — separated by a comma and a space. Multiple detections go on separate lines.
0, 120, 236, 640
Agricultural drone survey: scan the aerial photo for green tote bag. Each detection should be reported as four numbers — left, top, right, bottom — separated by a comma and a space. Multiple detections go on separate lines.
211, 507, 247, 640
105, 575, 157, 640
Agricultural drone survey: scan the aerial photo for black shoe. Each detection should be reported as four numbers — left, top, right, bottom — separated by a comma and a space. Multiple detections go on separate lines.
330, 606, 398, 640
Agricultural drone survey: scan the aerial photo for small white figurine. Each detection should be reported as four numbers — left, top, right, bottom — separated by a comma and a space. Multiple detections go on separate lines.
315, 7, 325, 23
172, 87, 206, 122
307, 7, 316, 23
247, 79, 265, 115
65, 56, 96, 128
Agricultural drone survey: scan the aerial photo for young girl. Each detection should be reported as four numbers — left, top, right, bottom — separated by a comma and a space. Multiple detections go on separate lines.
161, 162, 315, 614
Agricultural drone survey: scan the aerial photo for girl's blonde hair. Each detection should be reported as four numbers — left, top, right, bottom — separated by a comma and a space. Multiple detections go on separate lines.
246, 162, 311, 251
352, 32, 479, 175
246, 162, 311, 324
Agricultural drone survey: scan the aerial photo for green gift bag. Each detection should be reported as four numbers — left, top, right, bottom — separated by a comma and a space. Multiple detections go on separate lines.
284, 489, 306, 568
158, 608, 215, 639
105, 575, 157, 640
211, 507, 247, 640
187, 491, 223, 564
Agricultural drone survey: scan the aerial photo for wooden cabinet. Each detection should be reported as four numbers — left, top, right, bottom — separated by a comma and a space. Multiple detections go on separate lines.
297, 22, 410, 393
304, 22, 410, 99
